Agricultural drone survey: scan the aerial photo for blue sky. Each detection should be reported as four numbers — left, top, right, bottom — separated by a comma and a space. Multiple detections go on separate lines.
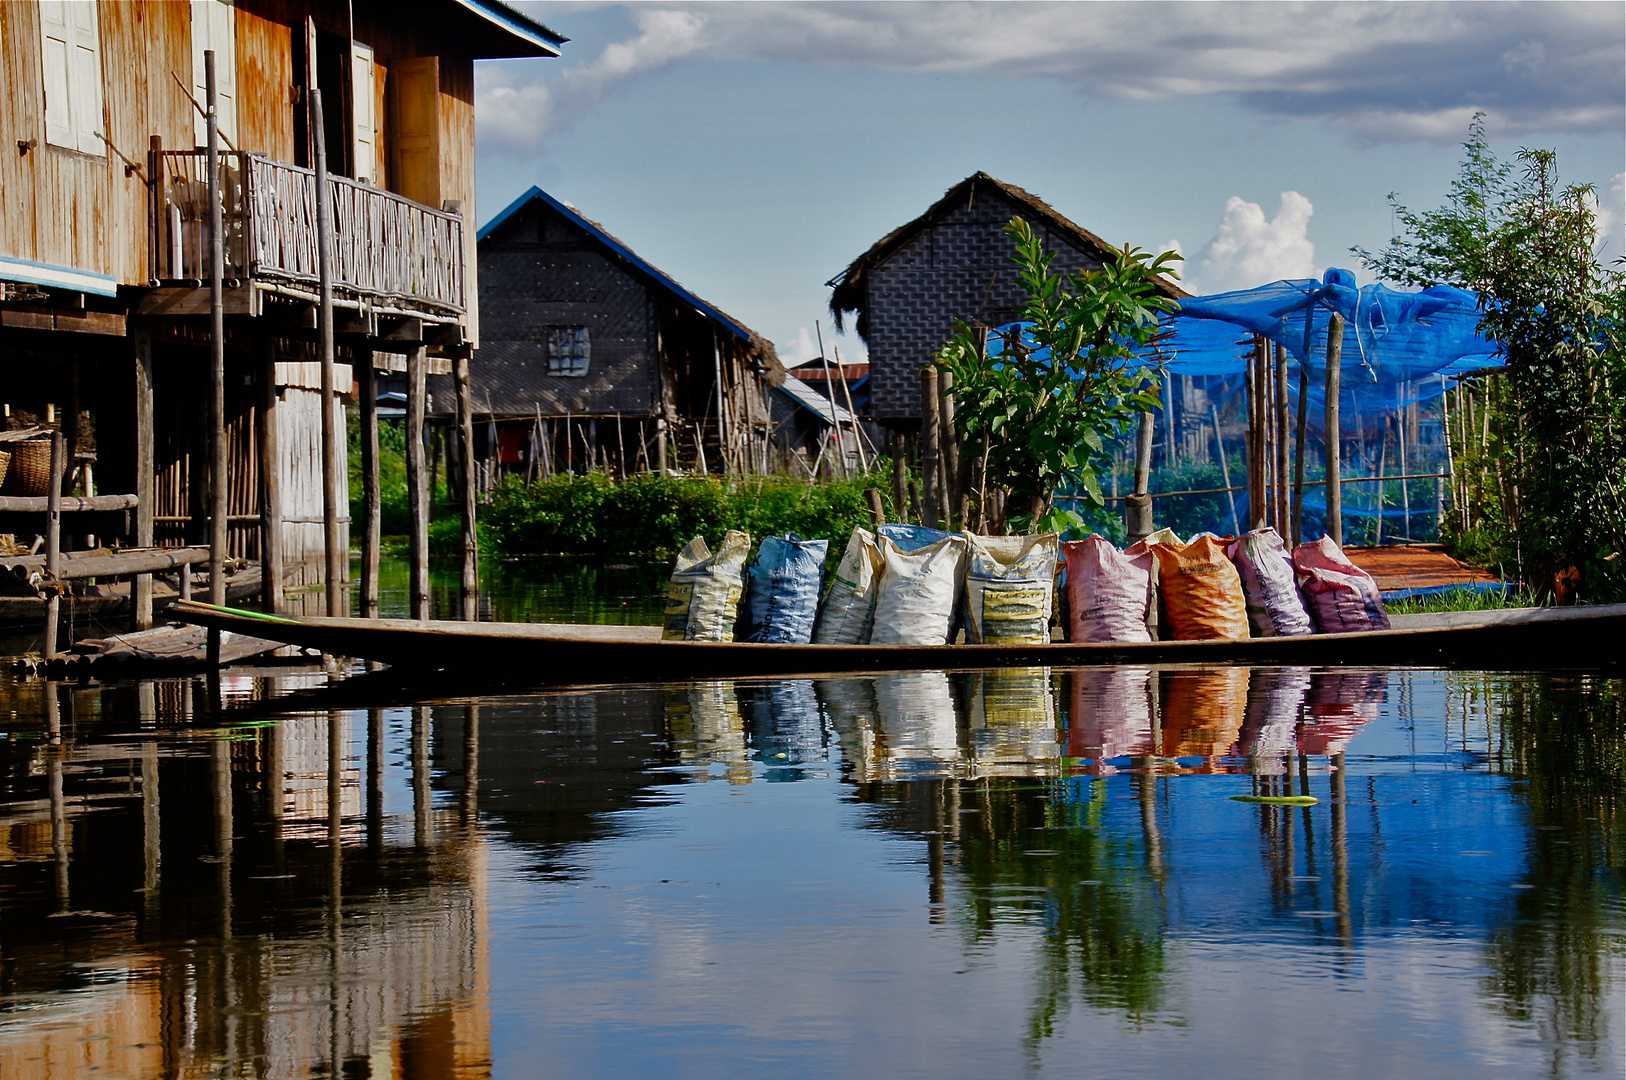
476, 2, 1626, 364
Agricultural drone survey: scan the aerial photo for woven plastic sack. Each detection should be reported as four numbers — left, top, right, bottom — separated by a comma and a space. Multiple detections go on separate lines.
662, 530, 750, 641
870, 534, 967, 646
1125, 528, 1181, 639
1161, 667, 1250, 757
1226, 528, 1314, 637
1068, 667, 1155, 762
741, 534, 828, 644
963, 532, 1058, 644
1147, 532, 1250, 640
1063, 534, 1154, 643
1293, 535, 1391, 633
813, 527, 886, 644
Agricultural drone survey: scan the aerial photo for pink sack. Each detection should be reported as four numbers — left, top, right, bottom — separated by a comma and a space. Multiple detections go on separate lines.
1226, 528, 1314, 637
1063, 534, 1154, 643
1292, 535, 1391, 633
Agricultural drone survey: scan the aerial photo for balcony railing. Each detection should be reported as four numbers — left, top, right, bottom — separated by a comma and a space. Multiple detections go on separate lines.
151, 150, 466, 319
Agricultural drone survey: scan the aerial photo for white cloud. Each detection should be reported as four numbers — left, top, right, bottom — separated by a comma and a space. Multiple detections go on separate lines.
778, 327, 820, 367
496, 1, 1624, 149
777, 325, 868, 368
1189, 192, 1317, 294
1592, 172, 1625, 262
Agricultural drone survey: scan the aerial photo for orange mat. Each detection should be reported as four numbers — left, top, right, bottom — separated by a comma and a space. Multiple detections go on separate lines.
1343, 546, 1499, 592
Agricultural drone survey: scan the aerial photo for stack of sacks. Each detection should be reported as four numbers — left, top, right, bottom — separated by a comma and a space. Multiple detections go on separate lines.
741, 534, 828, 643
663, 530, 751, 641
963, 532, 1059, 644
1292, 536, 1390, 632
1142, 531, 1250, 640
1226, 528, 1314, 637
1062, 534, 1154, 643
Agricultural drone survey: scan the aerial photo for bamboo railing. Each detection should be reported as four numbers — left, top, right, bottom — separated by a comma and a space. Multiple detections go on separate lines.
152, 150, 465, 317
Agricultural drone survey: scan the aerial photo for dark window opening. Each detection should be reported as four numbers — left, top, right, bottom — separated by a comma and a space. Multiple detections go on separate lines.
546, 327, 591, 377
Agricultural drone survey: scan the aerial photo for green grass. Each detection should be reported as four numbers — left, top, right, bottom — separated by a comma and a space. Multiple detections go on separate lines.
1385, 585, 1533, 615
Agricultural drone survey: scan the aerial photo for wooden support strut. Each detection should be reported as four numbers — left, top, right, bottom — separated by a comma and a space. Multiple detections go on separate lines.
358, 352, 380, 618
455, 348, 478, 620
311, 87, 344, 617
206, 52, 229, 609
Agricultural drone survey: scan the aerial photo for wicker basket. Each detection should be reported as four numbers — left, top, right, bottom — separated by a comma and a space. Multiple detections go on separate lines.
3, 439, 56, 497
0, 450, 11, 493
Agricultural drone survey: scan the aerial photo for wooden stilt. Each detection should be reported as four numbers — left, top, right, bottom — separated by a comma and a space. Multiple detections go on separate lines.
310, 88, 343, 616
655, 415, 667, 474
358, 353, 380, 618
891, 430, 908, 523
455, 348, 478, 621
206, 52, 229, 609
406, 339, 430, 619
920, 366, 941, 529
259, 330, 283, 615
132, 320, 155, 630
1127, 409, 1155, 542
1275, 343, 1290, 536
43, 432, 63, 657
1325, 313, 1344, 545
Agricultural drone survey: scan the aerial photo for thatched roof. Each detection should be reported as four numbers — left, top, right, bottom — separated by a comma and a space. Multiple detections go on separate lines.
827, 172, 1188, 337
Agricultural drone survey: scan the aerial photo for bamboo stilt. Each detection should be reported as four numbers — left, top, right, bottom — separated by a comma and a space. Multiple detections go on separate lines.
1325, 313, 1344, 544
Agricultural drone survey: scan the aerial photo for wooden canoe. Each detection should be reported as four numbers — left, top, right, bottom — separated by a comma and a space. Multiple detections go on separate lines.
167, 600, 1626, 683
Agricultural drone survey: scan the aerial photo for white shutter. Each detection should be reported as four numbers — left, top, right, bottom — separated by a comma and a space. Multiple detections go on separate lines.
352, 43, 376, 184
64, 0, 104, 154
38, 1, 74, 150
192, 0, 237, 148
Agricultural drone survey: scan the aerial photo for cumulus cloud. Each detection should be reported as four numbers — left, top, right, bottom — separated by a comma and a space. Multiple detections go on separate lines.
778, 327, 820, 367
776, 325, 868, 368
1188, 192, 1317, 294
1592, 172, 1625, 261
493, 1, 1624, 149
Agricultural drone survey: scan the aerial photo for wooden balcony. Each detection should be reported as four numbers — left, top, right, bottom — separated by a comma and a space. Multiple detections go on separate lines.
147, 150, 466, 324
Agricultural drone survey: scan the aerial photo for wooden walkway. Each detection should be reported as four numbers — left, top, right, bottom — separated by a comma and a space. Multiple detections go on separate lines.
1345, 545, 1500, 594
30, 623, 293, 678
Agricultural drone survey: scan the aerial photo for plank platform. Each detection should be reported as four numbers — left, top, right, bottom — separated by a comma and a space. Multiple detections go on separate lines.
1344, 545, 1499, 593
29, 623, 293, 677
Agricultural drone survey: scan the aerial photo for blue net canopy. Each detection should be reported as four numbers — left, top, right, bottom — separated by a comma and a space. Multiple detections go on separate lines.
1153, 268, 1500, 416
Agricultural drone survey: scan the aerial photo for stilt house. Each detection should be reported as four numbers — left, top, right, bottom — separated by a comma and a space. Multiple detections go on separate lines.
827, 172, 1190, 438
435, 186, 784, 483
0, 0, 562, 620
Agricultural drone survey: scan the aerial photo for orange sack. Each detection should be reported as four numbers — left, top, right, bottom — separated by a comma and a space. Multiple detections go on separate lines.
1147, 533, 1250, 640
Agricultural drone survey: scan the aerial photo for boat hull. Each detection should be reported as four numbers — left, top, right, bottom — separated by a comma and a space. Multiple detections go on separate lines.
168, 601, 1626, 683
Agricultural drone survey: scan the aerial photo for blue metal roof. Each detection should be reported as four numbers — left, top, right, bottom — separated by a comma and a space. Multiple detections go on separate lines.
478, 186, 753, 343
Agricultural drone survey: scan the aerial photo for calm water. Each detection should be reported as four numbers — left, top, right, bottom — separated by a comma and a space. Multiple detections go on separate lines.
0, 560, 1621, 1079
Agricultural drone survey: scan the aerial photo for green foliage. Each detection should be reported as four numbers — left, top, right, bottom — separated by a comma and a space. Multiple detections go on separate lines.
937, 218, 1181, 534
1385, 585, 1533, 615
1354, 116, 1626, 601
481, 467, 893, 567
347, 414, 417, 536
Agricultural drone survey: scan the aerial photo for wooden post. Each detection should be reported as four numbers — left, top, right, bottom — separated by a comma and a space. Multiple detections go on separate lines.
259, 331, 283, 615
835, 348, 870, 474
455, 348, 478, 621
655, 415, 667, 474
357, 353, 380, 617
712, 329, 730, 475
406, 340, 430, 619
311, 88, 343, 616
1127, 410, 1155, 542
1274, 343, 1290, 536
939, 368, 959, 530
919, 366, 941, 529
206, 51, 228, 608
1292, 355, 1309, 547
1325, 312, 1344, 544
1162, 374, 1177, 471
132, 320, 155, 630
865, 487, 886, 529
43, 432, 63, 657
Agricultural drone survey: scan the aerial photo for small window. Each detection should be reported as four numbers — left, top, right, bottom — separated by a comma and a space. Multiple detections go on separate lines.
546, 326, 591, 377
39, 0, 105, 156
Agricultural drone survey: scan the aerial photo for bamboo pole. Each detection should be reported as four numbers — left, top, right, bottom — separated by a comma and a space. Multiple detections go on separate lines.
1248, 337, 1265, 529
358, 354, 380, 617
1292, 355, 1309, 546
43, 432, 63, 657
310, 88, 343, 616
1211, 402, 1240, 535
406, 340, 429, 619
1127, 409, 1155, 542
891, 430, 908, 523
919, 365, 941, 528
1274, 343, 1290, 536
814, 323, 848, 478
835, 346, 870, 474
1325, 312, 1344, 544
939, 368, 959, 530
206, 52, 229, 608
455, 349, 478, 621
259, 330, 283, 615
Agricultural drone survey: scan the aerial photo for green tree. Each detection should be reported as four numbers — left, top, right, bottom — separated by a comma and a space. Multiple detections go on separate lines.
937, 218, 1181, 534
1355, 117, 1626, 601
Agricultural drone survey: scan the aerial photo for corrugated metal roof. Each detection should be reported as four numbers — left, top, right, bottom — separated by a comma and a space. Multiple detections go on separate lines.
479, 186, 755, 343
452, 0, 567, 56
775, 375, 855, 426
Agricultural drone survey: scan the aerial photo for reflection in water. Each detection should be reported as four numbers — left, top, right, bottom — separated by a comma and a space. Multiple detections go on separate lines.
0, 667, 1620, 1077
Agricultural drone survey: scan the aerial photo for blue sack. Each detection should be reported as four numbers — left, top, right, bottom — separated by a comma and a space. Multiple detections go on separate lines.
876, 523, 951, 552
742, 534, 829, 644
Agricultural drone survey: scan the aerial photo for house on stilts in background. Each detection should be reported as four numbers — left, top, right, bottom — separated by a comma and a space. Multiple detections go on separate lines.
434, 186, 802, 485
0, 0, 562, 631
828, 172, 1220, 470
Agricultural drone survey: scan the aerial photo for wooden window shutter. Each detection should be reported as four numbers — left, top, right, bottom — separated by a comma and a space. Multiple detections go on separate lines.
390, 56, 439, 208
351, 42, 376, 184
191, 1, 238, 148
39, 0, 104, 155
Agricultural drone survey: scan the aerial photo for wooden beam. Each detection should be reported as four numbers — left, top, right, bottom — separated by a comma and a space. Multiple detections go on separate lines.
406, 343, 430, 619
258, 329, 283, 616
132, 320, 155, 630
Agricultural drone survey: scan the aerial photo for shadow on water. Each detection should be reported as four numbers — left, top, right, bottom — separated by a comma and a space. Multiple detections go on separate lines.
0, 660, 1619, 1077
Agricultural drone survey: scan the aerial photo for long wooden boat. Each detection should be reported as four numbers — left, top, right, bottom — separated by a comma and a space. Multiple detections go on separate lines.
167, 600, 1626, 683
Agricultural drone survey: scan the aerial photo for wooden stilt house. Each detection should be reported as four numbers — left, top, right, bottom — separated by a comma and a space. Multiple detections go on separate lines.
0, 0, 563, 627
433, 187, 785, 486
